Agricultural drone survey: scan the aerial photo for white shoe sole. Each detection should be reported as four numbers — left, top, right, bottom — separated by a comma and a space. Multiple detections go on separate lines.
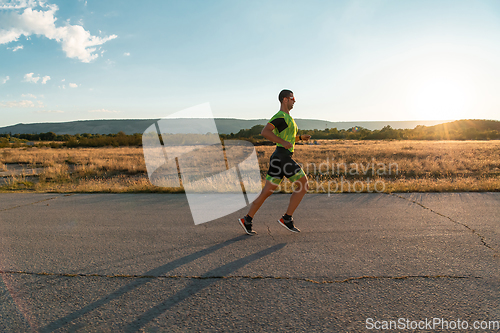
239, 219, 256, 235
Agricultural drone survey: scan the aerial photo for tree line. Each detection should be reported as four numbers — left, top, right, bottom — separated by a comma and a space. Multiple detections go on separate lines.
1, 119, 499, 148
0, 132, 141, 148
223, 119, 500, 141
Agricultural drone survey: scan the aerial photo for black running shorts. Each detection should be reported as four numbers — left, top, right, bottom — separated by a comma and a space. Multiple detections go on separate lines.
266, 147, 306, 185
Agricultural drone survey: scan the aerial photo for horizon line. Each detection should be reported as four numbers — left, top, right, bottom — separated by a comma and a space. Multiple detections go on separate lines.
1, 118, 488, 128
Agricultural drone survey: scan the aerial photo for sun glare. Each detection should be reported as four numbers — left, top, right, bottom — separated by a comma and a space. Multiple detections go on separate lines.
410, 77, 471, 120
405, 54, 477, 121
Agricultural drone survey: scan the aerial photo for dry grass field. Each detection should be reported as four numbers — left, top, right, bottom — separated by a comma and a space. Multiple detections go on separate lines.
1, 140, 499, 193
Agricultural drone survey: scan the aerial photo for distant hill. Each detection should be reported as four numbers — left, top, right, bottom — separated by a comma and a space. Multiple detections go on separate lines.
427, 119, 500, 131
0, 118, 451, 135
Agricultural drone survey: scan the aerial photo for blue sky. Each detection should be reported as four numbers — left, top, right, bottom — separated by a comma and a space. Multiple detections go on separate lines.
1, 0, 500, 127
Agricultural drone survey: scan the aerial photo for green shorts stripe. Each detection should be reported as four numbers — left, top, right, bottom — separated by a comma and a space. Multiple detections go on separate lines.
288, 168, 306, 182
266, 174, 283, 185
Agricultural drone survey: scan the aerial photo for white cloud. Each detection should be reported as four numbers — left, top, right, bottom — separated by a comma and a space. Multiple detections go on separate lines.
35, 109, 64, 113
123, 52, 130, 56
1, 99, 34, 107
88, 109, 119, 113
68, 82, 78, 88
2, 76, 9, 84
23, 72, 39, 83
0, 4, 117, 62
7, 44, 23, 51
23, 72, 51, 84
61, 78, 65, 81
21, 93, 37, 98
0, 0, 41, 9
0, 99, 45, 107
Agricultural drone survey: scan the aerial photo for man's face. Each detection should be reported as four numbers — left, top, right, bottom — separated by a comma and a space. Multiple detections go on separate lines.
286, 94, 295, 110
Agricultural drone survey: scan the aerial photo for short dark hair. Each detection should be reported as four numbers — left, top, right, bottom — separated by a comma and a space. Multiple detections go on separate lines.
278, 89, 293, 103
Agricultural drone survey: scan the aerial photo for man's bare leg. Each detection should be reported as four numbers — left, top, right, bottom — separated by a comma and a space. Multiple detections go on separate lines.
247, 180, 279, 218
285, 176, 309, 216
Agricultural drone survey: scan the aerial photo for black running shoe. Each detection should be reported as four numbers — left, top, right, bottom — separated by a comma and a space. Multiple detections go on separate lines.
278, 216, 301, 233
239, 216, 257, 235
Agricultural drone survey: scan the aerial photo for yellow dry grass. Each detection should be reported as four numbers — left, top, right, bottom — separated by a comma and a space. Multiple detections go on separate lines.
0, 140, 499, 193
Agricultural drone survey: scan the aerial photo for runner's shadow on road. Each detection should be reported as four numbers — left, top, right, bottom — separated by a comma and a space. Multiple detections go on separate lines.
125, 242, 286, 332
39, 235, 285, 333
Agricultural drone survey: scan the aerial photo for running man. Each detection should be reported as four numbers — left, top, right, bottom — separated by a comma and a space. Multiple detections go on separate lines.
239, 89, 311, 235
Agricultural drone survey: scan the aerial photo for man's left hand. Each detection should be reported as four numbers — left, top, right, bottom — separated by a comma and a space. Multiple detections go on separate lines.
301, 135, 311, 141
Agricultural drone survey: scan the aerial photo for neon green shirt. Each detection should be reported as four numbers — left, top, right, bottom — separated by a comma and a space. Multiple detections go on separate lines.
268, 110, 298, 153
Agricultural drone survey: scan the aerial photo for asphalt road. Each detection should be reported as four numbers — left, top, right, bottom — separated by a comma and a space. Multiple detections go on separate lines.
0, 193, 499, 332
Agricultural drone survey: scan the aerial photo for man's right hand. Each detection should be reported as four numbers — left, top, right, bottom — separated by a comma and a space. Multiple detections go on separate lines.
282, 141, 293, 150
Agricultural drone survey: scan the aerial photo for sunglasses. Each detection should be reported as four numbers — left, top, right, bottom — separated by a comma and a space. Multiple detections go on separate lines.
288, 96, 295, 101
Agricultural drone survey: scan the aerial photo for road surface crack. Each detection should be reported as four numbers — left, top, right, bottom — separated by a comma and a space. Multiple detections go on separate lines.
389, 193, 498, 255
260, 219, 275, 241
266, 224, 275, 241
0, 270, 480, 284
